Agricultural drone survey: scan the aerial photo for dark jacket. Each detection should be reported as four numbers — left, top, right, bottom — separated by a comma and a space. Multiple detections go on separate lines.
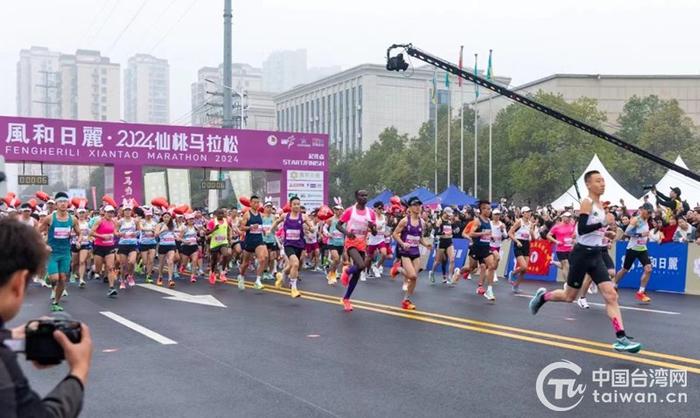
1, 319, 84, 418
655, 190, 682, 214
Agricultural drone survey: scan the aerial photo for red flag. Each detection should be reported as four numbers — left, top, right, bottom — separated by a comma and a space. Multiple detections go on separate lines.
526, 239, 553, 276
458, 45, 464, 87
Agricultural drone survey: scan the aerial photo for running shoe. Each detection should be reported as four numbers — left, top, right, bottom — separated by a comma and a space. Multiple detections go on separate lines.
62, 289, 68, 297
340, 267, 350, 287
442, 276, 448, 284
50, 303, 64, 312
274, 272, 284, 289
476, 285, 485, 295
208, 272, 216, 285
254, 280, 264, 290
119, 279, 126, 290
588, 282, 598, 294
107, 288, 118, 298
577, 297, 590, 309
327, 271, 337, 285
237, 275, 245, 290
484, 288, 496, 301
428, 271, 435, 284
613, 336, 642, 353
507, 271, 515, 285
462, 271, 471, 280
79, 280, 86, 289
529, 287, 547, 315
190, 274, 197, 284
219, 272, 227, 283
290, 288, 301, 298
342, 298, 353, 312
50, 288, 55, 302
145, 275, 154, 284
450, 268, 460, 284
173, 271, 181, 280
168, 279, 175, 288
360, 271, 367, 282
493, 276, 499, 283
401, 299, 416, 310
135, 263, 143, 274
511, 284, 521, 294
390, 262, 400, 279
372, 265, 381, 278
156, 277, 164, 286
69, 274, 77, 284
635, 291, 651, 303
179, 265, 185, 274
127, 275, 136, 287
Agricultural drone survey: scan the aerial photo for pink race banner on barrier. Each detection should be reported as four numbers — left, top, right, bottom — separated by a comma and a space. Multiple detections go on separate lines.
0, 116, 328, 207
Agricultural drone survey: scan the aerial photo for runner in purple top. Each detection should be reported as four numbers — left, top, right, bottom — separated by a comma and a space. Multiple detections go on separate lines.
392, 196, 432, 310
271, 196, 314, 298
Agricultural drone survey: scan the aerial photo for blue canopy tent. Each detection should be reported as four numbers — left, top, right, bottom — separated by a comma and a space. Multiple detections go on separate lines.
401, 187, 437, 204
425, 185, 478, 208
367, 189, 394, 207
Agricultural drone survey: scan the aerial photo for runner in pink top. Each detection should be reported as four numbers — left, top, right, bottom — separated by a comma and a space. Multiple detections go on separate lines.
335, 190, 377, 312
546, 212, 575, 282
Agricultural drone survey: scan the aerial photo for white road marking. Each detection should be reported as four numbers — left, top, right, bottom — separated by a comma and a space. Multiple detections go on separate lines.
136, 284, 227, 308
513, 294, 680, 315
100, 311, 178, 345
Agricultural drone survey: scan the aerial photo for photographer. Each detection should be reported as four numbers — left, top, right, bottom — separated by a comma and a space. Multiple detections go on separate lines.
0, 219, 92, 417
652, 186, 684, 216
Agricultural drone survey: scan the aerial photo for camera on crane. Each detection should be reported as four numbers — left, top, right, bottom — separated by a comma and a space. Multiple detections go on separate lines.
386, 53, 409, 72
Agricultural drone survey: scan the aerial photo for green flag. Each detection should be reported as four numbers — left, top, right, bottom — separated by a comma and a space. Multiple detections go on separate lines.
486, 49, 493, 81
431, 69, 437, 104
474, 54, 479, 99
444, 71, 450, 88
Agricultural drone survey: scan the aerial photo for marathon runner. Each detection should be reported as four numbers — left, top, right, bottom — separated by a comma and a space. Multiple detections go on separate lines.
116, 205, 139, 289
392, 196, 431, 310
271, 196, 314, 298
238, 195, 268, 291
613, 206, 653, 303
138, 208, 158, 284
155, 212, 178, 288
89, 205, 119, 297
507, 207, 537, 293
429, 207, 456, 285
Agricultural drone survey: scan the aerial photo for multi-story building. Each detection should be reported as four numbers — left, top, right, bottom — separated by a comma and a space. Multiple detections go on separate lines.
124, 54, 170, 124
262, 49, 307, 93
274, 64, 511, 154
16, 46, 62, 118
190, 63, 273, 129
473, 74, 700, 129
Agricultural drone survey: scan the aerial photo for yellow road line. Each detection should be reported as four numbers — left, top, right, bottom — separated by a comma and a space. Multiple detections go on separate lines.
228, 280, 700, 374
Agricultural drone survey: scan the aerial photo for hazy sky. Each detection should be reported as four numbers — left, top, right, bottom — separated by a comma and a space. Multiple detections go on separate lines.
2, 0, 699, 122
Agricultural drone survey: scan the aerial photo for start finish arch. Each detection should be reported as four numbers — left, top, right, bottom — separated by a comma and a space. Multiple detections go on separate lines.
0, 116, 328, 209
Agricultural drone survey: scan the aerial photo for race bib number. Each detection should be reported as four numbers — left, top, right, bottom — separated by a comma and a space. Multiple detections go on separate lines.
636, 236, 648, 246
286, 229, 301, 241
214, 235, 226, 242
249, 224, 262, 234
331, 230, 344, 240
406, 234, 420, 247
262, 225, 272, 234
53, 226, 71, 240
143, 230, 155, 238
480, 232, 492, 243
564, 237, 573, 245
443, 225, 452, 236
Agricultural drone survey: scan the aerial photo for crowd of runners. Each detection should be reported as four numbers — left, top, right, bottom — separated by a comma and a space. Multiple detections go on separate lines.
1, 178, 699, 354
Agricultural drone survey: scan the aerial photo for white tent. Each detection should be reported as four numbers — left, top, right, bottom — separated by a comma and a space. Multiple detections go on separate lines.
642, 156, 700, 210
551, 154, 642, 210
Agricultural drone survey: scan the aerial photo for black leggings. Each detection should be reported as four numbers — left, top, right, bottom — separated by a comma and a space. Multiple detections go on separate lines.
343, 248, 366, 300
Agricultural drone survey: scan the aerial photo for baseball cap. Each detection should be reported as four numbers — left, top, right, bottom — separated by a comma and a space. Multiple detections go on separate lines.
185, 213, 195, 220
671, 187, 681, 196
104, 205, 115, 212
47, 199, 56, 204
562, 212, 572, 217
443, 207, 454, 214
521, 206, 531, 213
77, 208, 87, 213
492, 209, 501, 215
407, 196, 422, 206
333, 204, 343, 210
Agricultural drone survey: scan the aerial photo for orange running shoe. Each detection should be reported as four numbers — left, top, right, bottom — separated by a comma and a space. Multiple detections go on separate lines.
168, 279, 175, 288
156, 277, 163, 286
390, 262, 400, 279
635, 291, 651, 303
401, 299, 416, 310
342, 298, 353, 312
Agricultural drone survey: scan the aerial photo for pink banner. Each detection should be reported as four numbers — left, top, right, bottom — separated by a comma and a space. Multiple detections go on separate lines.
0, 116, 329, 207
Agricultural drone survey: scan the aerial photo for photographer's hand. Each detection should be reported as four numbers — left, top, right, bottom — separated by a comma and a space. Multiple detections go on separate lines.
54, 323, 92, 387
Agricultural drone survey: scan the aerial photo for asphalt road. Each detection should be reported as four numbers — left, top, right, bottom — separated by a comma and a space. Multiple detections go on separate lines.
10, 269, 700, 417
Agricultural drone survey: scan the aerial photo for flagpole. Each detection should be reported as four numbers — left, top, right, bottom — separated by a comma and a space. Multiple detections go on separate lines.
433, 69, 438, 193
459, 45, 464, 191
488, 49, 493, 202
447, 76, 451, 187
473, 53, 478, 197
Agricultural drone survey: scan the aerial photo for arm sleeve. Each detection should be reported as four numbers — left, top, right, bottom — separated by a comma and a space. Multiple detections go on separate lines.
577, 213, 604, 236
1, 347, 84, 418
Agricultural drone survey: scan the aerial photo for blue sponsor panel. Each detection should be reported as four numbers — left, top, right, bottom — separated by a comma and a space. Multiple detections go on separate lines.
426, 239, 470, 273
615, 242, 687, 292
504, 243, 558, 282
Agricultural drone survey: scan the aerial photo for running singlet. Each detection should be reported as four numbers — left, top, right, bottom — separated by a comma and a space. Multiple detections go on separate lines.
182, 226, 199, 246
304, 223, 318, 244
626, 217, 649, 251
262, 216, 276, 244
515, 219, 532, 241
209, 219, 229, 249
328, 218, 345, 247
474, 217, 492, 248
159, 227, 177, 247
339, 205, 376, 251
73, 220, 91, 246
490, 221, 506, 248
367, 215, 387, 246
94, 219, 115, 247
47, 213, 73, 253
550, 222, 575, 252
576, 198, 607, 247
399, 217, 422, 257
118, 219, 138, 245
283, 213, 305, 249
139, 220, 158, 245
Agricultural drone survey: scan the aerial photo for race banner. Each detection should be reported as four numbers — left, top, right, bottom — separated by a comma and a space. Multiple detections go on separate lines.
527, 239, 554, 276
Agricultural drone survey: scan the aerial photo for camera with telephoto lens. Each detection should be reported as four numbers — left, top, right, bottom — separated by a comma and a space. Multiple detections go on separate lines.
25, 319, 82, 365
642, 185, 655, 190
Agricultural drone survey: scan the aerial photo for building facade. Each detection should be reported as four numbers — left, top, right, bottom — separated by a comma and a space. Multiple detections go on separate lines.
274, 64, 510, 154
124, 54, 170, 124
262, 49, 307, 93
58, 50, 120, 122
190, 63, 273, 129
473, 74, 700, 129
16, 46, 62, 118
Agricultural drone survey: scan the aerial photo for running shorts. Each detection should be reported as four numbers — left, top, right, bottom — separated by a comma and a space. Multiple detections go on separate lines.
566, 244, 611, 289
304, 242, 320, 253
71, 243, 92, 253
514, 241, 530, 258
140, 244, 157, 252
47, 251, 71, 276
93, 245, 116, 258
117, 245, 139, 256
602, 249, 614, 270
265, 242, 279, 252
180, 244, 199, 257
438, 238, 453, 249
284, 246, 304, 259
158, 245, 177, 255
555, 251, 571, 262
623, 249, 651, 271
470, 245, 492, 263
367, 241, 388, 256
328, 245, 344, 255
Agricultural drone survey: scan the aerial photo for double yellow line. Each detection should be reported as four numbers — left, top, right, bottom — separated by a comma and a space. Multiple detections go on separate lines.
227, 279, 700, 374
